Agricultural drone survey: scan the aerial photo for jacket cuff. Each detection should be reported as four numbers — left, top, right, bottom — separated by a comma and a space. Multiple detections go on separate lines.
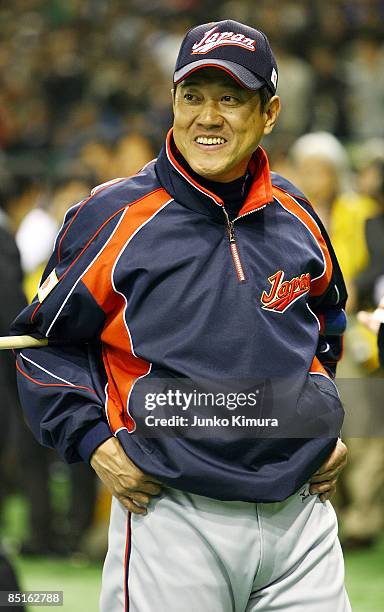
77, 421, 113, 463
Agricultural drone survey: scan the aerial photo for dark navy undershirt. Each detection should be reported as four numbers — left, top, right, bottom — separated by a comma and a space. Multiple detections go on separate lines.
177, 153, 253, 220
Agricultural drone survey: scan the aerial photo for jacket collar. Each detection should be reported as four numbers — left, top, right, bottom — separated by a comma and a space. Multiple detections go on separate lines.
155, 128, 273, 221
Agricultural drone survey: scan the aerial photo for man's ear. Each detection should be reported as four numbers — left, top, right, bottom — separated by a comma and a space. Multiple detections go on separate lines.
171, 87, 176, 113
264, 95, 281, 135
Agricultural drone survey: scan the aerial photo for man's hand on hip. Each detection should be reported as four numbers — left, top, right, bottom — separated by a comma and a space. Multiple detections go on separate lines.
90, 437, 162, 514
309, 438, 348, 502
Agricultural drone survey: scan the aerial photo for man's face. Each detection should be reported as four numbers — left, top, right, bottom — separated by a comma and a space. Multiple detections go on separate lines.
295, 156, 339, 204
172, 68, 279, 182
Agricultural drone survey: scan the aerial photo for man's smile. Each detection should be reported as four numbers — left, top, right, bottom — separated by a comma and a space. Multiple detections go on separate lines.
193, 135, 229, 152
194, 136, 228, 145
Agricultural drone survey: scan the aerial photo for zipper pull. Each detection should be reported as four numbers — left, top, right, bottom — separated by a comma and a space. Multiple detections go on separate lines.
228, 220, 235, 243
223, 209, 235, 242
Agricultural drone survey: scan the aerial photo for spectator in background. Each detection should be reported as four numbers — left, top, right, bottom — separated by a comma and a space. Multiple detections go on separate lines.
289, 131, 378, 304
307, 42, 349, 139
355, 138, 384, 200
0, 552, 25, 612
2, 0, 384, 172
312, 0, 349, 52
269, 38, 314, 139
0, 176, 27, 525
289, 131, 384, 550
16, 204, 57, 278
355, 158, 384, 309
113, 134, 155, 178
78, 140, 114, 185
339, 157, 384, 550
3, 176, 45, 234
346, 30, 384, 140
17, 178, 91, 294
0, 174, 27, 609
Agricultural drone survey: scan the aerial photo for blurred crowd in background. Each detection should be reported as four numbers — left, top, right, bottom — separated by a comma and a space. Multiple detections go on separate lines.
1, 0, 384, 564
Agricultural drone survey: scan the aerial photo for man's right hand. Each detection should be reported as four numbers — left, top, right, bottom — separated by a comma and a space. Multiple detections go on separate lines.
90, 437, 162, 514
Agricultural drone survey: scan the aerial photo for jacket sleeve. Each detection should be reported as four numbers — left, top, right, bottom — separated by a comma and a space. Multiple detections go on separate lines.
270, 175, 348, 378
15, 342, 112, 463
11, 193, 127, 463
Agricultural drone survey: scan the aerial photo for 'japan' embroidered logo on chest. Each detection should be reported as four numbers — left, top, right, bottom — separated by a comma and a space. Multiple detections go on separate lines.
261, 270, 311, 313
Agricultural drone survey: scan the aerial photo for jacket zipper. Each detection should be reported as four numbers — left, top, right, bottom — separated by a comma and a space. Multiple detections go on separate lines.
223, 209, 246, 283
222, 206, 267, 283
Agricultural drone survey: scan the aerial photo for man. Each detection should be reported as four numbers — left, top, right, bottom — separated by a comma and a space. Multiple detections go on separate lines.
12, 21, 350, 611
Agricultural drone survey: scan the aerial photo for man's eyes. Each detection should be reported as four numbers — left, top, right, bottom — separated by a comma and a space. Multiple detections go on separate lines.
183, 93, 240, 104
221, 95, 240, 104
183, 93, 200, 102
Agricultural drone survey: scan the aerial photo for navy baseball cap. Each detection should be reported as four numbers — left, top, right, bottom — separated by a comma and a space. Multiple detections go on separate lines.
173, 20, 278, 94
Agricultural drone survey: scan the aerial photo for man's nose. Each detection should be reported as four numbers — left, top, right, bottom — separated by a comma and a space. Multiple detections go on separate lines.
196, 101, 224, 128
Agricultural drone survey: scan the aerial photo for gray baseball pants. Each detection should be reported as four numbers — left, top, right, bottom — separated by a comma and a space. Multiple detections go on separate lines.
100, 484, 351, 611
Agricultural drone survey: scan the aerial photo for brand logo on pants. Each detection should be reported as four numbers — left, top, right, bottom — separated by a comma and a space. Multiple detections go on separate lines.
299, 486, 311, 503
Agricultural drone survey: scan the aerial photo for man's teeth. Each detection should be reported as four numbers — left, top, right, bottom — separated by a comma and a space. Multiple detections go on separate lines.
195, 137, 226, 145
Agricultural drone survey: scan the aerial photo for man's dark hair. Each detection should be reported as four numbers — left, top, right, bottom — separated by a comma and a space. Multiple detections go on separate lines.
259, 86, 273, 112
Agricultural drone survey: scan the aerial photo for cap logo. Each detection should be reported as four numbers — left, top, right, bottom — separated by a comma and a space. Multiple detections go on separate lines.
271, 67, 278, 88
192, 26, 256, 54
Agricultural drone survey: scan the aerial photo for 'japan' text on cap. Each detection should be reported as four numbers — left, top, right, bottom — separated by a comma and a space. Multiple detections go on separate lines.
173, 20, 278, 94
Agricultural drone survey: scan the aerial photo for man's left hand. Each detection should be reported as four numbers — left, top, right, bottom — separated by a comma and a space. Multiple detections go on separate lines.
309, 438, 348, 501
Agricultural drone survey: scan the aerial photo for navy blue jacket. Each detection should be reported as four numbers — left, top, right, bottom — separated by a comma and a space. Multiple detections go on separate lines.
12, 130, 347, 502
